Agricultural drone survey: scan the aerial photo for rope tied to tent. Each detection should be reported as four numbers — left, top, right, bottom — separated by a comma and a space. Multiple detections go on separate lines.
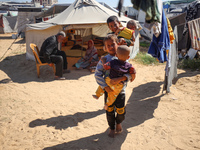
0, 32, 22, 61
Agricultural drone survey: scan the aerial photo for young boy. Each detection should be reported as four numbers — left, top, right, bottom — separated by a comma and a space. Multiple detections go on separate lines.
94, 34, 135, 138
93, 45, 136, 109
107, 15, 135, 45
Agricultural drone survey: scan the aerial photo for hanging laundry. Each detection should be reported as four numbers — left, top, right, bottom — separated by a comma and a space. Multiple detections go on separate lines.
131, 0, 161, 23
151, 0, 163, 37
148, 9, 170, 63
166, 18, 175, 44
163, 26, 178, 93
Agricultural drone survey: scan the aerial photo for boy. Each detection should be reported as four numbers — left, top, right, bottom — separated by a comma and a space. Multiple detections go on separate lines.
93, 45, 136, 109
94, 34, 135, 138
107, 15, 135, 45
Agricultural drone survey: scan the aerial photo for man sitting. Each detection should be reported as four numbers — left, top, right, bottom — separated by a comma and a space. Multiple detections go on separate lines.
39, 31, 70, 80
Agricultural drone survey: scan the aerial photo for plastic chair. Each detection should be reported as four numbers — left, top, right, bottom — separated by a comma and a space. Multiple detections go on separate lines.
30, 43, 56, 78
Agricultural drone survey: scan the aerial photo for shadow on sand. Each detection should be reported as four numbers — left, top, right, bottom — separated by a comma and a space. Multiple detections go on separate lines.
0, 54, 92, 83
172, 69, 199, 84
29, 109, 104, 130
30, 81, 163, 150
0, 36, 13, 39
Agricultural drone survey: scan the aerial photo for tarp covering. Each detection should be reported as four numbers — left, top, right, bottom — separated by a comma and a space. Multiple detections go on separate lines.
188, 18, 200, 50
35, 4, 71, 19
26, 0, 140, 61
26, 0, 132, 31
0, 15, 17, 33
17, 11, 40, 33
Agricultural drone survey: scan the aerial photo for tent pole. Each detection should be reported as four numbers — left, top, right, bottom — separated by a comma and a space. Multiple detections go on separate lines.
81, 29, 83, 58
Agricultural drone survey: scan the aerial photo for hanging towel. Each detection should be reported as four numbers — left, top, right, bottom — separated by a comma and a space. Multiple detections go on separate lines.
166, 18, 175, 44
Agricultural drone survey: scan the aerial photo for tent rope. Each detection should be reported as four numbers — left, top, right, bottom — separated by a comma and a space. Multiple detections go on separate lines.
0, 32, 21, 61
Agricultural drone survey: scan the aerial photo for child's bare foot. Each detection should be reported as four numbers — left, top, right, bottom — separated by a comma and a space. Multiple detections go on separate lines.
108, 129, 115, 138
116, 124, 123, 133
104, 104, 108, 110
92, 95, 99, 99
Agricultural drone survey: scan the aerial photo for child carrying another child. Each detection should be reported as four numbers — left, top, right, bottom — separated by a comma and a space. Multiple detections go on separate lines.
94, 34, 136, 138
107, 15, 136, 45
93, 45, 136, 109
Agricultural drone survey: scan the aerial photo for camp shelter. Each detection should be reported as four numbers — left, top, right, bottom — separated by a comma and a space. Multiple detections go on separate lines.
98, 2, 118, 13
34, 3, 71, 22
0, 15, 17, 33
16, 7, 42, 34
124, 5, 139, 19
26, 0, 140, 61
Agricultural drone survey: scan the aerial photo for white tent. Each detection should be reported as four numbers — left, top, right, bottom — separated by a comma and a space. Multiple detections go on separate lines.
26, 0, 140, 60
17, 7, 42, 34
124, 5, 139, 19
0, 15, 17, 33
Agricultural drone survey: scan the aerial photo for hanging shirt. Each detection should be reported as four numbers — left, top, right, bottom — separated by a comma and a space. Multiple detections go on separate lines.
148, 9, 170, 63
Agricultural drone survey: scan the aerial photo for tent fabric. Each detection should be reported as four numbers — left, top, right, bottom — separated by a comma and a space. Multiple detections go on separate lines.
35, 4, 71, 19
124, 5, 139, 18
26, 25, 62, 61
0, 15, 17, 33
26, 0, 132, 31
169, 12, 186, 30
177, 23, 191, 50
17, 11, 40, 33
26, 0, 140, 61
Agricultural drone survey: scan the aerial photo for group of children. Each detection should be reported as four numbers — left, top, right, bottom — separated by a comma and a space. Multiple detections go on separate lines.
93, 15, 137, 138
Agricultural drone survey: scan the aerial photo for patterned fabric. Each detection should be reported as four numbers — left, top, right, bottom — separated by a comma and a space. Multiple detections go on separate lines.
183, 0, 200, 35
118, 27, 135, 40
95, 77, 124, 106
75, 40, 98, 68
188, 18, 200, 50
166, 18, 175, 44
185, 0, 200, 22
95, 54, 131, 92
106, 59, 135, 79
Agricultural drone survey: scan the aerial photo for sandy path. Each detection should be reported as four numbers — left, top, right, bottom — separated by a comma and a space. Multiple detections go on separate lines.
0, 33, 200, 150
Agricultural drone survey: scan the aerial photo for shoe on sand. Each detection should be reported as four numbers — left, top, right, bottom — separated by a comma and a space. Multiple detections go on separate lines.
54, 76, 66, 80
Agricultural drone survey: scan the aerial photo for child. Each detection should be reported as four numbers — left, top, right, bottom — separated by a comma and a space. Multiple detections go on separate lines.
94, 34, 135, 138
93, 45, 136, 108
107, 15, 135, 44
127, 19, 137, 31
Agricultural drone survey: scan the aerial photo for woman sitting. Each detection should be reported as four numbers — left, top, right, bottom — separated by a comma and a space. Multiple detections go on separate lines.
75, 40, 99, 70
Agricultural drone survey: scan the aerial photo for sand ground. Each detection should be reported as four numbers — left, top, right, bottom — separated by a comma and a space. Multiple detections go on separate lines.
0, 33, 200, 150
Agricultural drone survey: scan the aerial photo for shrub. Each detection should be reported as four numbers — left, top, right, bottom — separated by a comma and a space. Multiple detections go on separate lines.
178, 58, 200, 70
133, 52, 159, 65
